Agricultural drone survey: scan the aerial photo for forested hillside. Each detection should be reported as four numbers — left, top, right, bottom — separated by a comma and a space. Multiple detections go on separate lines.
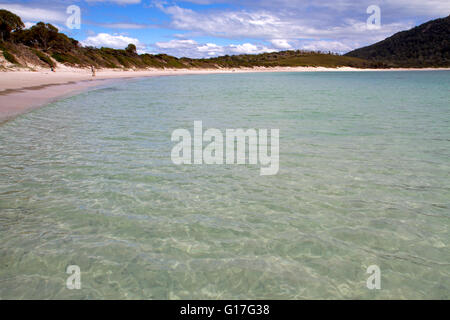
346, 15, 450, 67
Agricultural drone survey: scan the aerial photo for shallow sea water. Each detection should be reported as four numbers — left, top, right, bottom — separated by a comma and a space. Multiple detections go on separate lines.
0, 71, 449, 299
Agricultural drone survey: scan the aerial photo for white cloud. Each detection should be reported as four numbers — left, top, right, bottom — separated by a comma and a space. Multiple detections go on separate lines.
24, 21, 36, 29
155, 39, 198, 49
0, 3, 67, 23
300, 40, 353, 53
229, 43, 275, 54
81, 33, 143, 50
99, 23, 150, 29
161, 5, 290, 39
351, 0, 450, 17
197, 43, 224, 56
270, 39, 291, 49
156, 2, 439, 53
158, 4, 412, 42
152, 38, 276, 58
182, 0, 450, 17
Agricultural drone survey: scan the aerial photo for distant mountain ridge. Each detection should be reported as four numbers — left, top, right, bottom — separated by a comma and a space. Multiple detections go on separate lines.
345, 15, 450, 67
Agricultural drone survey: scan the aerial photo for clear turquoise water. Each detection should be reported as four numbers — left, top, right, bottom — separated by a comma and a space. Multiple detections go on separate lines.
0, 71, 449, 299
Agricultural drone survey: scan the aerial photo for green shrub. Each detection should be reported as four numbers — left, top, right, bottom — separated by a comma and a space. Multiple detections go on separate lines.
52, 52, 80, 65
3, 49, 18, 64
33, 49, 55, 67
115, 54, 131, 68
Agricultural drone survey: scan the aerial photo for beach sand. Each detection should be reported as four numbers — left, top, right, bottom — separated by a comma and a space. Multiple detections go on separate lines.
1, 66, 449, 123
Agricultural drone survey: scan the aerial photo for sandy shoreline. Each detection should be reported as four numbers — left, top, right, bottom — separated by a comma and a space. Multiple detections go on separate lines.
1, 66, 450, 124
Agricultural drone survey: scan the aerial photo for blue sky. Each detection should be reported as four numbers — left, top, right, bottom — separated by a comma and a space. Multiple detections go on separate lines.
1, 0, 449, 57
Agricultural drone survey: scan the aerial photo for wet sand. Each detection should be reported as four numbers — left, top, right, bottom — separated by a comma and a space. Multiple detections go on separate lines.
0, 78, 118, 123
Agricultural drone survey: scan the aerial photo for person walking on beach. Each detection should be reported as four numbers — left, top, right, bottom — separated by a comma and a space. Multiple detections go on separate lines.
91, 65, 96, 77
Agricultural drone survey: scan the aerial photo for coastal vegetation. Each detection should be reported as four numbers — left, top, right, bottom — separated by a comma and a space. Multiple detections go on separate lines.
0, 9, 24, 42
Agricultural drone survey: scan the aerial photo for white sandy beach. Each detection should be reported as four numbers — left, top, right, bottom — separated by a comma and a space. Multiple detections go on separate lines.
1, 66, 449, 123
0, 66, 371, 91
3, 65, 450, 90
